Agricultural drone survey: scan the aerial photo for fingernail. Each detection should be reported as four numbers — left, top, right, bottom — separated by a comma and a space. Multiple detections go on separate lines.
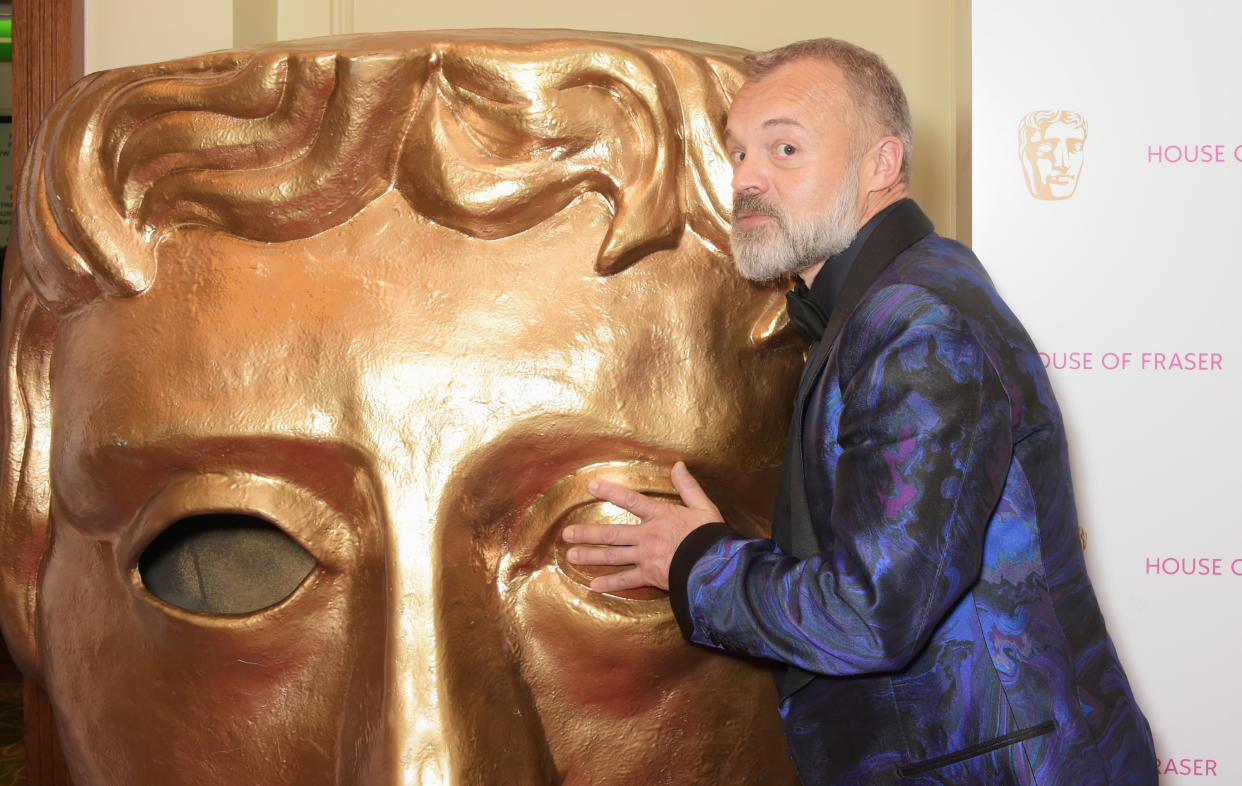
587, 480, 600, 495
567, 547, 579, 561
563, 526, 576, 540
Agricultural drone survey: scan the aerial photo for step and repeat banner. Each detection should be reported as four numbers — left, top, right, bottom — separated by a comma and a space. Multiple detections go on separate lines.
973, 2, 1241, 782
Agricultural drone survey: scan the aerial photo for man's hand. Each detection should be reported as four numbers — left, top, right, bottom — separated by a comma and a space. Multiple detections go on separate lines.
562, 461, 722, 592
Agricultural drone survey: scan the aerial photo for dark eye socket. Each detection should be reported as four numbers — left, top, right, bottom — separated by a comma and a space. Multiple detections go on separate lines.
138, 513, 317, 614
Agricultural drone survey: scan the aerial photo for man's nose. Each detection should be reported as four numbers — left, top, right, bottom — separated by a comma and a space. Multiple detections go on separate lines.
731, 153, 768, 195
365, 496, 557, 785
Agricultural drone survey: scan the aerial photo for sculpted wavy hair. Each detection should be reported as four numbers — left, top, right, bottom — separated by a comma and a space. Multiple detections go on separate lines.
15, 30, 746, 309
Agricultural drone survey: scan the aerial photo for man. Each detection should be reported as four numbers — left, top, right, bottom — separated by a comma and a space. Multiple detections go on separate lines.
565, 39, 1155, 783
0, 31, 803, 785
1019, 110, 1088, 200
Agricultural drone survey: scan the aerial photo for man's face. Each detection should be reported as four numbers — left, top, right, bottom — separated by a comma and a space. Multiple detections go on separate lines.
725, 59, 863, 282
1022, 121, 1086, 199
36, 193, 800, 784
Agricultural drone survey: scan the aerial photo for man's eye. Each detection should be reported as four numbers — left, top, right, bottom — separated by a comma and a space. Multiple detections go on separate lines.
777, 143, 797, 156
138, 513, 317, 614
730, 150, 746, 164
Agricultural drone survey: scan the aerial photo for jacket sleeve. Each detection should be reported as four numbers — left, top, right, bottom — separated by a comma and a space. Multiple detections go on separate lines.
671, 297, 1014, 676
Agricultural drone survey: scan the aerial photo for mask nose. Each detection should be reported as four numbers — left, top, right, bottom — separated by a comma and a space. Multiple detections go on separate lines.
359, 494, 558, 785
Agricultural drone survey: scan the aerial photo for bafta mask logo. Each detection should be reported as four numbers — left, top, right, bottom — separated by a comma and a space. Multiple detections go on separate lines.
1018, 110, 1088, 200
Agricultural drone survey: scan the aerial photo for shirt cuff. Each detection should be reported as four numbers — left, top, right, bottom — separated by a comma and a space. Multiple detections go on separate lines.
668, 521, 734, 640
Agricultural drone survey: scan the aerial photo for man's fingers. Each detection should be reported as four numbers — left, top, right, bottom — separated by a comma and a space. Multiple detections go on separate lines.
587, 478, 663, 519
562, 523, 638, 546
671, 461, 720, 516
589, 566, 649, 593
565, 544, 633, 566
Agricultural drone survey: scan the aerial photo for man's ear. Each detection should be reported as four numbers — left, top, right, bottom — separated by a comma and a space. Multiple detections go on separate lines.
860, 136, 906, 195
0, 274, 55, 679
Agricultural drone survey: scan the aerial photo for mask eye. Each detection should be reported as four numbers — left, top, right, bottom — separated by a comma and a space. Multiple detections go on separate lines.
497, 462, 680, 614
138, 513, 316, 614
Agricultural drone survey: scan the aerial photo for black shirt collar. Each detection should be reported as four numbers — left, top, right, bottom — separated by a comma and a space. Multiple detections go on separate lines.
805, 198, 908, 317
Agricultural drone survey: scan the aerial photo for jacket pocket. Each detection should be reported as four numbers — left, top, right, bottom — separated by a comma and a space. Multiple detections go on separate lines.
898, 720, 1057, 778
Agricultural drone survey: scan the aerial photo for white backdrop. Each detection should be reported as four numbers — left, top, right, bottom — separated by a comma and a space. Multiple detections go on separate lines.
973, 1, 1242, 782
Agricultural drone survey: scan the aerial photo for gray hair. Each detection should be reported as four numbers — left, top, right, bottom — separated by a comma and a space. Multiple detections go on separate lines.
744, 38, 913, 182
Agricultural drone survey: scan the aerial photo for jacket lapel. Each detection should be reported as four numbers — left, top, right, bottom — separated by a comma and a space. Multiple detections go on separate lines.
773, 200, 935, 557
769, 200, 934, 699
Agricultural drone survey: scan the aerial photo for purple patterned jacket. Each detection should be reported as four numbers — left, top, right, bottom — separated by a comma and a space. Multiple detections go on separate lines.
669, 202, 1155, 784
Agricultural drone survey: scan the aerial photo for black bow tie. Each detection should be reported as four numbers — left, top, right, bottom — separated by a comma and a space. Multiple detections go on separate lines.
785, 277, 829, 342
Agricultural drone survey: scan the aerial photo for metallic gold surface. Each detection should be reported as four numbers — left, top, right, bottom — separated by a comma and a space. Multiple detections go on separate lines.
1, 30, 804, 784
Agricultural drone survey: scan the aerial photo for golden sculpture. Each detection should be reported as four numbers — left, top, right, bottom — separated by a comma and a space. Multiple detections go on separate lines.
0, 30, 804, 784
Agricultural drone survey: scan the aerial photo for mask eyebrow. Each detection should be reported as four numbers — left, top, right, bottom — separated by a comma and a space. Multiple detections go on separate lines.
57, 434, 375, 537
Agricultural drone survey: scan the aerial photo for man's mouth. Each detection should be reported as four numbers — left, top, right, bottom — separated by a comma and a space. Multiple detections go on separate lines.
732, 194, 782, 231
734, 212, 777, 230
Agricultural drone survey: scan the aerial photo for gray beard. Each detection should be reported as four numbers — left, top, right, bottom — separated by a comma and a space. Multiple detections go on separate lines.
730, 166, 862, 284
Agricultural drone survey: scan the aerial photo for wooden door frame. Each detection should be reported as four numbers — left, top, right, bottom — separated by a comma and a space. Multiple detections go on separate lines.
13, 0, 81, 173
9, 2, 81, 783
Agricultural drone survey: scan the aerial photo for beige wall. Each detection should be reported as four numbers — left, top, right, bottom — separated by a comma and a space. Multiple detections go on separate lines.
81, 0, 969, 238
83, 0, 233, 74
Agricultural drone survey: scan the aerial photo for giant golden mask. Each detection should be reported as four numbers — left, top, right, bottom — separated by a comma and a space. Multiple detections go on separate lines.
1, 30, 803, 784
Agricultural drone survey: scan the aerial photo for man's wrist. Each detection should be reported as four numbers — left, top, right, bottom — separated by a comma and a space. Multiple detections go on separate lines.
668, 521, 734, 640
